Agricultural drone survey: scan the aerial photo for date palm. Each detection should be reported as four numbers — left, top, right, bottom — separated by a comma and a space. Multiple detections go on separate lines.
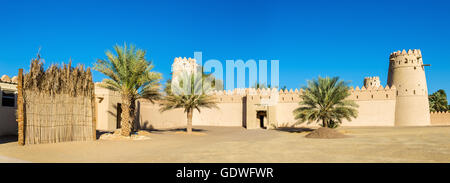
94, 44, 162, 136
160, 71, 218, 134
294, 76, 358, 128
429, 89, 448, 112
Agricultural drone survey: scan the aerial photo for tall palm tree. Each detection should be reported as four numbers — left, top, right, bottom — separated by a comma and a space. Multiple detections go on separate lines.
94, 44, 162, 136
160, 71, 218, 134
293, 76, 358, 128
429, 89, 448, 112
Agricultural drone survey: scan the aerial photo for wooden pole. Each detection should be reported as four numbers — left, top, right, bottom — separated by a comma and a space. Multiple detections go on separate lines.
17, 68, 25, 145
92, 95, 97, 140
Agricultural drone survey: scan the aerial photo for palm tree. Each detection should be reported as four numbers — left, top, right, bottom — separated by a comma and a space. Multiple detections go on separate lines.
160, 71, 218, 134
293, 76, 358, 128
429, 89, 448, 112
94, 44, 162, 136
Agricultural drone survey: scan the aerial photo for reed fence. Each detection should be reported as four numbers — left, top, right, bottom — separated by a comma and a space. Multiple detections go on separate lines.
17, 56, 96, 145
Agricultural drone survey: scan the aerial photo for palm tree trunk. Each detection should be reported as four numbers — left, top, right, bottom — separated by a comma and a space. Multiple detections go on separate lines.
187, 109, 193, 134
130, 98, 137, 132
322, 119, 328, 128
121, 94, 132, 136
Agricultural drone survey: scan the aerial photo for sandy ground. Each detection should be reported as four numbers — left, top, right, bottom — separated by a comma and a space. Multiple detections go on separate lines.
0, 126, 449, 163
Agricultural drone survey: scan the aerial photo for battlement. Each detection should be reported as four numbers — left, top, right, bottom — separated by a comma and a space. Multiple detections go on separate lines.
0, 75, 18, 84
207, 85, 398, 104
389, 49, 422, 58
364, 76, 381, 88
430, 111, 450, 125
172, 57, 200, 76
430, 111, 450, 114
364, 76, 379, 80
388, 49, 424, 68
210, 88, 280, 96
349, 85, 396, 101
173, 57, 197, 65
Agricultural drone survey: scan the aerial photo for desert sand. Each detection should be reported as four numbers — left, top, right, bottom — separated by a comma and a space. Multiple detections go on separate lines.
0, 126, 449, 163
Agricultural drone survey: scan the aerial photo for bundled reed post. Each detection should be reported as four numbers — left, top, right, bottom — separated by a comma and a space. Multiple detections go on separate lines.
92, 95, 97, 140
16, 68, 25, 145
22, 56, 96, 145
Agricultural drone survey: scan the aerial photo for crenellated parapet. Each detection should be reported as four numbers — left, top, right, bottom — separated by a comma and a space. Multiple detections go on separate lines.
349, 85, 396, 101
430, 111, 450, 125
207, 85, 399, 104
210, 88, 280, 103
430, 111, 450, 115
364, 76, 381, 88
172, 57, 200, 76
209, 88, 247, 103
0, 75, 18, 84
389, 49, 423, 68
278, 88, 303, 103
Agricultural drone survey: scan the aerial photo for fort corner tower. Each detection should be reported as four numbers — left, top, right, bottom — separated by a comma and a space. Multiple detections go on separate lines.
172, 57, 200, 77
388, 49, 431, 126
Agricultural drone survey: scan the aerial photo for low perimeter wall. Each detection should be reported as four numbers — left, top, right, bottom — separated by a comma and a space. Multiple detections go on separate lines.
430, 112, 450, 126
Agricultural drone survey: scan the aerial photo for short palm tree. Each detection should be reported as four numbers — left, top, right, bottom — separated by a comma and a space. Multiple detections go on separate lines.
294, 76, 358, 128
429, 89, 448, 112
94, 44, 162, 136
160, 71, 218, 134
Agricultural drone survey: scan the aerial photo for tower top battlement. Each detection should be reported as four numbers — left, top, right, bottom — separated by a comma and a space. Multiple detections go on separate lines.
172, 57, 198, 67
388, 49, 424, 68
172, 57, 200, 76
389, 49, 422, 59
364, 76, 381, 88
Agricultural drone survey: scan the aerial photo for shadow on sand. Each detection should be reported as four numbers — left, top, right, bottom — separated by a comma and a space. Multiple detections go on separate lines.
96, 127, 208, 139
274, 127, 314, 133
141, 128, 207, 134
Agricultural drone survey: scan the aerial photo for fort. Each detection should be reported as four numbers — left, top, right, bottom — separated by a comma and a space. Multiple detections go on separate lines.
92, 49, 447, 131
1, 49, 449, 136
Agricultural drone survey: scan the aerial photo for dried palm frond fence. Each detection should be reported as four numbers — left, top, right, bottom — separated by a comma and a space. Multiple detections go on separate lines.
17, 56, 96, 145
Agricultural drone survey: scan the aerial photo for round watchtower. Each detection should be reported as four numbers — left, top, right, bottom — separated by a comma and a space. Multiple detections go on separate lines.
387, 49, 430, 126
171, 57, 200, 77
364, 76, 381, 88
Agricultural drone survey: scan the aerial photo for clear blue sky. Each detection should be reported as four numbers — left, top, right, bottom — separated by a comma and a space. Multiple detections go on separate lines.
1, 0, 449, 93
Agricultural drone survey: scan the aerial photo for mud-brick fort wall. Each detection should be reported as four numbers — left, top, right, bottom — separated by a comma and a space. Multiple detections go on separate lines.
138, 90, 246, 130
430, 112, 450, 126
128, 86, 397, 130
265, 85, 397, 128
94, 84, 449, 132
95, 86, 247, 131
91, 49, 447, 131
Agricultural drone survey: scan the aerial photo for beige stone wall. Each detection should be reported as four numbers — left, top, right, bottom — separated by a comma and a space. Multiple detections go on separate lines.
94, 86, 399, 130
94, 85, 122, 131
138, 101, 186, 129
192, 91, 245, 126
430, 112, 450, 126
138, 91, 245, 129
276, 90, 304, 127
275, 86, 396, 127
192, 102, 243, 126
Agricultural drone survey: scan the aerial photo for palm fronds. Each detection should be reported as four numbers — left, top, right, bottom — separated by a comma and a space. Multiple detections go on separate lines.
294, 76, 358, 128
93, 43, 162, 136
